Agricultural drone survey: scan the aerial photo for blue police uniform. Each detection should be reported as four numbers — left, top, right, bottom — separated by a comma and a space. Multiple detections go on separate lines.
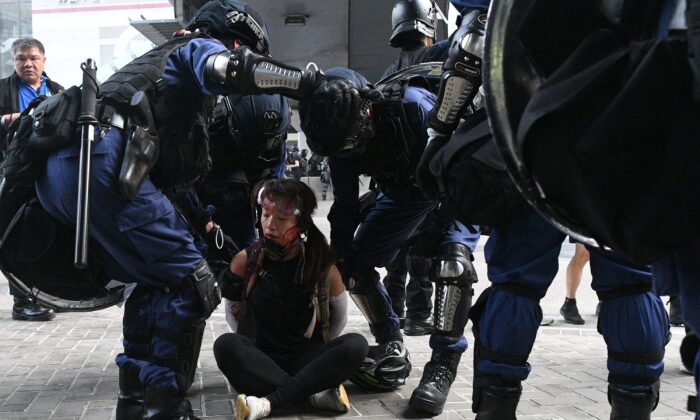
35, 37, 237, 393
652, 236, 700, 419
329, 80, 480, 351
473, 205, 668, 402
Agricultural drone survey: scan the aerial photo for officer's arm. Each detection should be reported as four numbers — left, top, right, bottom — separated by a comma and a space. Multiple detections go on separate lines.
166, 38, 321, 100
204, 46, 322, 100
327, 156, 360, 259
429, 9, 486, 136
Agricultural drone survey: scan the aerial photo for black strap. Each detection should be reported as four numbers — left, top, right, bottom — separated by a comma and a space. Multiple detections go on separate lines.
492, 283, 541, 301
607, 347, 665, 365
608, 373, 659, 386
688, 395, 699, 414
597, 284, 652, 301
474, 343, 528, 367
151, 356, 191, 374
123, 332, 150, 344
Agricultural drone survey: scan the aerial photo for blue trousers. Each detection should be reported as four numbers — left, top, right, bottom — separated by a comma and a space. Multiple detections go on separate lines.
352, 192, 480, 351
35, 128, 205, 392
476, 206, 668, 391
652, 235, 700, 419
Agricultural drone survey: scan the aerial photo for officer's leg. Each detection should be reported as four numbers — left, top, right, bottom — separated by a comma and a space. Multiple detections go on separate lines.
409, 241, 478, 414
591, 249, 668, 420
382, 247, 408, 321
471, 207, 566, 419
346, 193, 434, 390
404, 252, 433, 335
36, 128, 216, 418
660, 235, 700, 419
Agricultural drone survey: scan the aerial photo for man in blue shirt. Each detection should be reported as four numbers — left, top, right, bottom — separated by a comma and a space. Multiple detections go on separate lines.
0, 37, 63, 322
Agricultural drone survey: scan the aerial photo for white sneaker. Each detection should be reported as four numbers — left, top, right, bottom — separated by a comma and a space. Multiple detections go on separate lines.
308, 384, 350, 413
235, 394, 271, 420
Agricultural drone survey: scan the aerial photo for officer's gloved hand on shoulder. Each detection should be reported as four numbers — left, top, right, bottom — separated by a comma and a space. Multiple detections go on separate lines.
416, 126, 449, 200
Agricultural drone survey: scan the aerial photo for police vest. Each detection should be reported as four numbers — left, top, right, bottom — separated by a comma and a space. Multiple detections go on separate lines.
363, 62, 442, 203
99, 34, 216, 192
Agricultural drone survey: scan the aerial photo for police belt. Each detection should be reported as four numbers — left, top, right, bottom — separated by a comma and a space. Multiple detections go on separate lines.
95, 102, 126, 130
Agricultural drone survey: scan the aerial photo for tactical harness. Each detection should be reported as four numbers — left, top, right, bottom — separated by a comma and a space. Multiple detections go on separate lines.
361, 74, 434, 203
99, 33, 215, 193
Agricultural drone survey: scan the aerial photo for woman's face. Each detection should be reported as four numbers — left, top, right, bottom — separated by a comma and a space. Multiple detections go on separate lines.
260, 198, 299, 245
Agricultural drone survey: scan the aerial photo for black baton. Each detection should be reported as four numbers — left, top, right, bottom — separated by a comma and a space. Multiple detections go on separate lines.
74, 59, 99, 268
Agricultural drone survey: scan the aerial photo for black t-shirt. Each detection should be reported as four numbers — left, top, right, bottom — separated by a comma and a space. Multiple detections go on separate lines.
245, 255, 321, 357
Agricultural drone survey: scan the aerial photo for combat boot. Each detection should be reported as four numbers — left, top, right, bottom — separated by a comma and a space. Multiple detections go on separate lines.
116, 366, 143, 420
608, 381, 659, 420
409, 350, 461, 415
473, 382, 521, 420
143, 387, 199, 419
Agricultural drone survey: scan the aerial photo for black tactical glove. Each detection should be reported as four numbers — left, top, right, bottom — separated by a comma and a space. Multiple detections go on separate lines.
415, 129, 449, 200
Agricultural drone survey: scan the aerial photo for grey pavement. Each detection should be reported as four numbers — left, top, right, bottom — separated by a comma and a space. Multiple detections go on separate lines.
0, 184, 695, 419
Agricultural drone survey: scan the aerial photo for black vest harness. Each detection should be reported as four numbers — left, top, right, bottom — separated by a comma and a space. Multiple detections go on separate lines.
362, 70, 439, 203
99, 34, 216, 192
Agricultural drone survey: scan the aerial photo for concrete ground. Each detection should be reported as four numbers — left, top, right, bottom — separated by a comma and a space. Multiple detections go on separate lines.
0, 183, 695, 419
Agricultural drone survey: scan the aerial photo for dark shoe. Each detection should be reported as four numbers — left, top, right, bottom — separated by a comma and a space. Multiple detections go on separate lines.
143, 386, 199, 419
12, 298, 55, 321
680, 332, 700, 375
404, 316, 434, 336
409, 351, 461, 415
116, 366, 144, 420
473, 383, 522, 420
668, 295, 683, 326
608, 382, 659, 420
560, 298, 585, 325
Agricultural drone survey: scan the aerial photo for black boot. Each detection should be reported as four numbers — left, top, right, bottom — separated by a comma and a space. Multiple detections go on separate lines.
143, 387, 199, 420
404, 315, 434, 336
116, 366, 144, 420
560, 298, 585, 325
668, 295, 683, 326
12, 296, 55, 321
473, 382, 522, 420
409, 351, 461, 415
608, 381, 659, 420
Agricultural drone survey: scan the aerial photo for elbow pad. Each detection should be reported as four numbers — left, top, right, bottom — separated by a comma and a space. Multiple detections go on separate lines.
429, 9, 487, 135
205, 47, 322, 100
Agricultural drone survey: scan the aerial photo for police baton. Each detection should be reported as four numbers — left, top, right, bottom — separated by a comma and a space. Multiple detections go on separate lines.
74, 59, 99, 268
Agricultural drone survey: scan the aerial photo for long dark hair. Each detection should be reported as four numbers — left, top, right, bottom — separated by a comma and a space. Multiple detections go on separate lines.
253, 179, 334, 289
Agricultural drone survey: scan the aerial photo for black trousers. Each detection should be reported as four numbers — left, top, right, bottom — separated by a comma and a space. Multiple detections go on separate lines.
213, 333, 368, 408
383, 247, 433, 320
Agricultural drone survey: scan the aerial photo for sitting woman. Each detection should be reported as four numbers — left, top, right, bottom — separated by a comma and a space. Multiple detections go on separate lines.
214, 179, 368, 420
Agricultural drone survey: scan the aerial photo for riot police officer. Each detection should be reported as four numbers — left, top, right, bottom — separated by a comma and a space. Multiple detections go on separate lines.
298, 62, 480, 415
28, 0, 325, 417
381, 0, 449, 79
417, 2, 670, 418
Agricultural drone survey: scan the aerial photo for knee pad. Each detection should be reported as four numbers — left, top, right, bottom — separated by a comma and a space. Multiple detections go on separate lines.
152, 320, 205, 395
431, 244, 478, 334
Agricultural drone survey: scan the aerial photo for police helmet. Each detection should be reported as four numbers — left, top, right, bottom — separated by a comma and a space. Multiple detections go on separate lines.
228, 93, 290, 158
187, 0, 270, 55
300, 67, 374, 158
350, 341, 412, 391
389, 0, 437, 47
